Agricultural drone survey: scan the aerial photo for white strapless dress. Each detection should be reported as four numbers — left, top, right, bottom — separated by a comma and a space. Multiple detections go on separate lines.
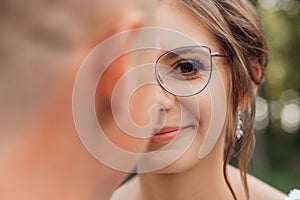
284, 189, 300, 200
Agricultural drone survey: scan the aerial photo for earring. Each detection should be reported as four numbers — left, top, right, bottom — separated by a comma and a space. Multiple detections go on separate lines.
236, 109, 244, 140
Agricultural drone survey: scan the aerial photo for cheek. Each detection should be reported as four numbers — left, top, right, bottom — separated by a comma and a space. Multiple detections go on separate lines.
197, 92, 212, 127
178, 65, 230, 156
197, 67, 230, 158
97, 58, 127, 99
179, 89, 212, 134
129, 85, 158, 127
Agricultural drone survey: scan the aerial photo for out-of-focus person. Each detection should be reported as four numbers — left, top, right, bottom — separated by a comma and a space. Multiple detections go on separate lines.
0, 0, 155, 199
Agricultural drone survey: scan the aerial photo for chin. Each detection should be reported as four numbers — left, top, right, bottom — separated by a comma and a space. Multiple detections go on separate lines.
136, 129, 202, 173
154, 153, 200, 174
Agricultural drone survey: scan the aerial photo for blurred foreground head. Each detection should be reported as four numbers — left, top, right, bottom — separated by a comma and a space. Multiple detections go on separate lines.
0, 0, 150, 132
0, 1, 154, 200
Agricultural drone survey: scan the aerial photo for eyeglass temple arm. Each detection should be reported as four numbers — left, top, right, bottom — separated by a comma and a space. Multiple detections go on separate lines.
211, 52, 231, 58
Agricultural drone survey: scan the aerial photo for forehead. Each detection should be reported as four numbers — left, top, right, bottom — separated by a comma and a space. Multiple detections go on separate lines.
155, 2, 220, 52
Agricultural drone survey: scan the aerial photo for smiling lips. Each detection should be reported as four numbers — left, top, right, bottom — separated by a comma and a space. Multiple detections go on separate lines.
151, 126, 191, 143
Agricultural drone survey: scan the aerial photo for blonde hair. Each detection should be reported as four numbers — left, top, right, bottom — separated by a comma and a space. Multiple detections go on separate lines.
178, 0, 268, 199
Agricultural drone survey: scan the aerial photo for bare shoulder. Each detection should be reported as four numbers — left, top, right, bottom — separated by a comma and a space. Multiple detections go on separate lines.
228, 165, 287, 200
111, 176, 140, 200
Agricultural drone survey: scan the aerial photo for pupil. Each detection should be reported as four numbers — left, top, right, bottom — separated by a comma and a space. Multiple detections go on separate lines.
180, 63, 193, 73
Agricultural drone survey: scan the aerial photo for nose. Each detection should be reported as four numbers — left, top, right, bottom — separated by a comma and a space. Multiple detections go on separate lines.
133, 62, 176, 111
152, 84, 176, 111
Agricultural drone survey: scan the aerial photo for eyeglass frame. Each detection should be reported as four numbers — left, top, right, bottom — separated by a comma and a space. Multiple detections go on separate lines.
154, 45, 231, 97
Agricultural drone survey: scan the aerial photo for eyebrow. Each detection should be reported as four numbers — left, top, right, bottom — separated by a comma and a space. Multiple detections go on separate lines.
166, 48, 193, 60
160, 49, 198, 64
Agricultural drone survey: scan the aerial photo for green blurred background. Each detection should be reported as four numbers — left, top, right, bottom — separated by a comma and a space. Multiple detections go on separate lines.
243, 0, 300, 193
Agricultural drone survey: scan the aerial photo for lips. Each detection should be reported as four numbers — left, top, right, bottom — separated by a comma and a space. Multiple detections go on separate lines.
151, 126, 191, 143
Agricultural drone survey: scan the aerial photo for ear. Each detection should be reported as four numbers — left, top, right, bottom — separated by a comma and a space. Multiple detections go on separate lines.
252, 64, 263, 95
240, 64, 263, 111
116, 11, 144, 33
96, 10, 145, 101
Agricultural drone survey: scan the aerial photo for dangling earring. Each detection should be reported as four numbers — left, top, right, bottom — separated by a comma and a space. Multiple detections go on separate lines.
236, 109, 244, 140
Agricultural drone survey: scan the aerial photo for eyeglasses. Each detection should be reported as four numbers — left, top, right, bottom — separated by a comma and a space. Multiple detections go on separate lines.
155, 46, 230, 97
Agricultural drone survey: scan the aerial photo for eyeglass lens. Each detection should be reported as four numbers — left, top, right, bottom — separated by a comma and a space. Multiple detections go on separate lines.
155, 46, 212, 97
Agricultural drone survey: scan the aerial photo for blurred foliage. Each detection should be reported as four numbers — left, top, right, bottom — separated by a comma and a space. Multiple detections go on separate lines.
245, 0, 300, 193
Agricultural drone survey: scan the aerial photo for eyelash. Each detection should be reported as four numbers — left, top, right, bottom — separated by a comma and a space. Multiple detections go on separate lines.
172, 59, 209, 80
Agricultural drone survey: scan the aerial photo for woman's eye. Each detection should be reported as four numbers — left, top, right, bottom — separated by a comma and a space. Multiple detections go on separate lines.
177, 62, 194, 73
174, 60, 206, 75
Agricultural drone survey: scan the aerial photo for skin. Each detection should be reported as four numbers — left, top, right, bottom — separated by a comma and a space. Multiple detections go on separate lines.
112, 2, 287, 200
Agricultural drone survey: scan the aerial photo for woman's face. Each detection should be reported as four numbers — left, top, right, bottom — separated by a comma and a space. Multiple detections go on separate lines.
136, 2, 231, 173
